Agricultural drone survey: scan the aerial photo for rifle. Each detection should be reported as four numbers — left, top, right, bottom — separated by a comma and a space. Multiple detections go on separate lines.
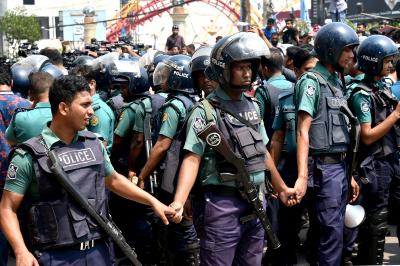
340, 105, 360, 200
48, 151, 142, 266
197, 122, 281, 249
144, 113, 157, 194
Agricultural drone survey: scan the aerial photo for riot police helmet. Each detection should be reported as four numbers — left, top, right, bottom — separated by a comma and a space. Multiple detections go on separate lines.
153, 54, 194, 94
10, 63, 33, 97
357, 35, 398, 76
40, 62, 63, 78
314, 22, 359, 66
105, 59, 149, 97
71, 55, 95, 68
207, 32, 269, 88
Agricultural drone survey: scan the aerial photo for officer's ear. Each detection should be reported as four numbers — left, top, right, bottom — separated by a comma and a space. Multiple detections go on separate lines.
58, 101, 70, 116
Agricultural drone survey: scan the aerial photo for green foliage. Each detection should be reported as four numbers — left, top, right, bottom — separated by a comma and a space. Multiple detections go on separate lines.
0, 6, 41, 44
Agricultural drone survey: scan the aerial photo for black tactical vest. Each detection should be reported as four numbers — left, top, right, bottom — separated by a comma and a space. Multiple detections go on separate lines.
210, 95, 267, 174
306, 71, 350, 155
256, 82, 283, 140
19, 131, 106, 249
279, 89, 297, 155
352, 83, 400, 157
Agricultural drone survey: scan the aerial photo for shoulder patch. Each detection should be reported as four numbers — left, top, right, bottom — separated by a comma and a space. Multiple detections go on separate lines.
6, 163, 18, 180
306, 85, 316, 97
162, 112, 169, 122
193, 117, 206, 132
360, 102, 370, 113
90, 115, 99, 126
14, 148, 28, 156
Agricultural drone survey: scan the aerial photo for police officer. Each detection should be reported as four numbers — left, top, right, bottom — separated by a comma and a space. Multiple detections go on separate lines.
71, 65, 115, 155
111, 60, 150, 174
0, 75, 174, 266
137, 55, 200, 266
190, 46, 218, 98
128, 55, 170, 181
5, 72, 53, 145
348, 35, 400, 265
295, 22, 359, 266
269, 47, 317, 265
169, 32, 297, 266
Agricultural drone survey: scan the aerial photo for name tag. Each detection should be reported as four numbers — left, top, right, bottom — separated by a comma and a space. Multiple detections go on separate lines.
58, 148, 96, 168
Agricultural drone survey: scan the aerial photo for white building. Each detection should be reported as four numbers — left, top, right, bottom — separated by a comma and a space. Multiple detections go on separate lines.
0, 0, 120, 55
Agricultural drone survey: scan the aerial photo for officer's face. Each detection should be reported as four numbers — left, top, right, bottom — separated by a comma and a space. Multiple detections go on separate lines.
119, 82, 130, 102
295, 57, 318, 78
230, 61, 252, 87
338, 47, 355, 70
66, 91, 93, 130
381, 56, 394, 77
196, 71, 218, 97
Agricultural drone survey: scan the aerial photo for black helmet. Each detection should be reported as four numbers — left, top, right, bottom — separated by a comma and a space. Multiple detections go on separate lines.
105, 60, 150, 96
357, 35, 398, 76
314, 22, 359, 66
153, 54, 194, 94
71, 55, 95, 68
10, 64, 33, 97
207, 32, 269, 88
40, 62, 63, 78
190, 46, 212, 74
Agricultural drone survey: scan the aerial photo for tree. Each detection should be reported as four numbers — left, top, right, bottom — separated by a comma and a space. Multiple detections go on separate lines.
0, 6, 41, 58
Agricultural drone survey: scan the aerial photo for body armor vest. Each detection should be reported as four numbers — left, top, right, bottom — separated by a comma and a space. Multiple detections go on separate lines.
257, 82, 284, 139
211, 95, 267, 176
279, 89, 297, 154
307, 71, 350, 155
353, 83, 400, 158
19, 131, 106, 249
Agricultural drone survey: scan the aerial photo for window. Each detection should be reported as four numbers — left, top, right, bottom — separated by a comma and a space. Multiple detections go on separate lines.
23, 0, 35, 5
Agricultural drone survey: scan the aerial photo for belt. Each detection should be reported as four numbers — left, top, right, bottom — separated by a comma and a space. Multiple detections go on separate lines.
77, 239, 96, 251
315, 153, 346, 164
204, 185, 242, 198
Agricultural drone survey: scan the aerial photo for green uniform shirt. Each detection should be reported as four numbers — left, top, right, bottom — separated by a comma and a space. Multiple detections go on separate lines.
159, 94, 188, 139
272, 91, 294, 131
5, 102, 52, 144
4, 126, 114, 199
267, 74, 293, 90
87, 94, 115, 154
184, 88, 269, 187
255, 75, 292, 120
295, 62, 339, 118
344, 74, 365, 99
350, 79, 387, 124
114, 101, 140, 138
133, 92, 168, 133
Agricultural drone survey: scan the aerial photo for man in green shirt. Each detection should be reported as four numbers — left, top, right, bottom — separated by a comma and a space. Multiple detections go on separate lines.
71, 65, 115, 155
6, 72, 53, 145
295, 23, 359, 266
348, 35, 400, 265
0, 75, 174, 266
169, 32, 297, 266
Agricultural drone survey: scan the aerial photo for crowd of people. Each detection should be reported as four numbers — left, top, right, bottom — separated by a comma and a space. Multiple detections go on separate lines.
0, 17, 400, 266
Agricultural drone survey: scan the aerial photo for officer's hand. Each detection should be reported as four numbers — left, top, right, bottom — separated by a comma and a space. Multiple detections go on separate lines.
169, 201, 184, 223
350, 176, 360, 203
294, 178, 308, 202
16, 250, 39, 266
152, 200, 176, 225
394, 102, 400, 118
279, 188, 298, 207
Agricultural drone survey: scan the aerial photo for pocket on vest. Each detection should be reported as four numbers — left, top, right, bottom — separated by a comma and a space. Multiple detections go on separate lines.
309, 122, 329, 151
330, 113, 349, 145
27, 203, 58, 244
68, 204, 89, 238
